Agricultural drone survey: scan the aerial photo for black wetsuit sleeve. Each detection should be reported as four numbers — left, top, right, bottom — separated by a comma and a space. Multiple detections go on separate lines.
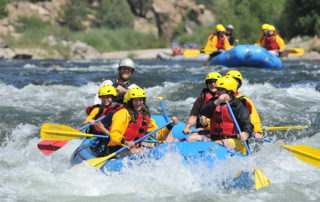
232, 100, 253, 134
199, 97, 218, 118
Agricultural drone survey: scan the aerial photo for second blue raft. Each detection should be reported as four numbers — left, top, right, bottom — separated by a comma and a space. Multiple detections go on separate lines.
209, 45, 283, 68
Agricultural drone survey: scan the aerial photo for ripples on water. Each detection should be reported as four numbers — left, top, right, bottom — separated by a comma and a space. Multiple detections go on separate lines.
0, 59, 319, 201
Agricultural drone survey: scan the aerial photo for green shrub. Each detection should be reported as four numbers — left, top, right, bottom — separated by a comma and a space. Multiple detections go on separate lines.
98, 0, 134, 29
74, 28, 166, 52
173, 26, 213, 47
0, 0, 8, 18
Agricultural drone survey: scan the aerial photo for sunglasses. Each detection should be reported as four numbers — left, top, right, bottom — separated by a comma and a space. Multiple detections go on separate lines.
206, 79, 217, 84
215, 87, 226, 91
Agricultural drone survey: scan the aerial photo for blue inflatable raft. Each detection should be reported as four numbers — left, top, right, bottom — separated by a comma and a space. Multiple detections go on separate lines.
70, 115, 254, 189
210, 45, 283, 68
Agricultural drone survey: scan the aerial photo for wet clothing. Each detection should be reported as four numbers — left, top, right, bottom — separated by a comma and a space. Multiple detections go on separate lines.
234, 92, 262, 134
107, 108, 172, 147
200, 97, 253, 139
257, 34, 285, 51
204, 33, 232, 54
226, 34, 235, 46
189, 88, 216, 128
93, 79, 139, 105
85, 103, 122, 134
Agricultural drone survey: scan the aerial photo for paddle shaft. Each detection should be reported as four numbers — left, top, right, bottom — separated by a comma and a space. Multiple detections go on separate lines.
115, 122, 171, 156
226, 102, 252, 155
157, 97, 169, 122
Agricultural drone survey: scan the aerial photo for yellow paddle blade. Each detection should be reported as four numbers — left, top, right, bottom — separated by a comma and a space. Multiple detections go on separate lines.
255, 169, 271, 190
264, 125, 308, 131
183, 49, 200, 57
40, 123, 94, 141
85, 153, 116, 168
281, 144, 320, 167
285, 48, 304, 56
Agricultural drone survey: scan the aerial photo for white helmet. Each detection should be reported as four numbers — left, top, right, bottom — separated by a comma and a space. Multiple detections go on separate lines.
226, 24, 234, 30
118, 58, 135, 72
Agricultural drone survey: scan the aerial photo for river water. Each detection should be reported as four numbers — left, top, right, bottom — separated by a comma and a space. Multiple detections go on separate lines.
0, 59, 319, 201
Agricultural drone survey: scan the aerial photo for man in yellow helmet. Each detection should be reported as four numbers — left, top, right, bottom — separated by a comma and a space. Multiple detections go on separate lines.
183, 72, 222, 141
225, 70, 263, 138
263, 25, 286, 56
255, 24, 270, 46
204, 24, 232, 59
200, 76, 253, 154
106, 88, 178, 157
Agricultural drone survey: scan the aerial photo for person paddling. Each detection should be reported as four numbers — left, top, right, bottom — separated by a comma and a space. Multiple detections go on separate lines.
226, 24, 235, 46
226, 70, 263, 138
200, 76, 253, 154
255, 24, 270, 47
82, 85, 122, 156
105, 87, 178, 158
93, 58, 139, 105
183, 72, 222, 141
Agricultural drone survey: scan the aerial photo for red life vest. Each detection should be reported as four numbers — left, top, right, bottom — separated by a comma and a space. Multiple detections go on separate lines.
264, 35, 279, 50
216, 35, 225, 49
210, 104, 238, 138
85, 104, 123, 133
124, 112, 150, 141
209, 32, 216, 40
201, 89, 215, 105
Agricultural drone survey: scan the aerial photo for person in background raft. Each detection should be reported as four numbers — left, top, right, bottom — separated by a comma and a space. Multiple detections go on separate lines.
200, 76, 253, 154
106, 87, 179, 158
255, 24, 270, 47
93, 58, 139, 105
256, 25, 286, 57
225, 70, 263, 138
171, 42, 183, 56
226, 24, 235, 46
82, 85, 123, 156
204, 24, 232, 59
183, 72, 222, 141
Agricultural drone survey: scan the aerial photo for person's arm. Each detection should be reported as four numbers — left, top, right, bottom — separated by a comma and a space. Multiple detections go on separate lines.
107, 109, 130, 146
183, 96, 202, 132
243, 97, 263, 135
224, 35, 232, 50
233, 100, 253, 139
200, 97, 217, 118
276, 35, 285, 51
81, 108, 99, 126
147, 117, 178, 141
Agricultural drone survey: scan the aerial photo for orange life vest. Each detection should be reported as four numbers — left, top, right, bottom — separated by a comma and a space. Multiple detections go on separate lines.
264, 35, 279, 50
210, 104, 238, 138
124, 112, 150, 141
172, 46, 182, 55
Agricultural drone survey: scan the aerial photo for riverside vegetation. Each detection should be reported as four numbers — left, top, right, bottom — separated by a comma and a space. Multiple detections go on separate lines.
0, 0, 319, 58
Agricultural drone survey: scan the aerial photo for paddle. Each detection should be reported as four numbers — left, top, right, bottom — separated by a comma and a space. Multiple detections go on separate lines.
263, 125, 308, 131
183, 49, 201, 57
285, 48, 304, 56
85, 121, 172, 168
40, 123, 109, 141
226, 102, 271, 190
254, 136, 320, 168
157, 97, 169, 122
37, 115, 106, 155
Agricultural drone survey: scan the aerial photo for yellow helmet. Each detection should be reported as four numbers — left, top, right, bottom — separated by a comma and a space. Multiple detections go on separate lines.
127, 87, 147, 101
205, 72, 222, 81
215, 76, 238, 93
261, 24, 270, 30
268, 25, 276, 31
98, 85, 117, 97
123, 91, 130, 103
216, 24, 226, 32
226, 70, 243, 81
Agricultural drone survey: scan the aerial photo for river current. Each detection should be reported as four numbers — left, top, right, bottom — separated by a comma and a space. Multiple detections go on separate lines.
0, 59, 319, 201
